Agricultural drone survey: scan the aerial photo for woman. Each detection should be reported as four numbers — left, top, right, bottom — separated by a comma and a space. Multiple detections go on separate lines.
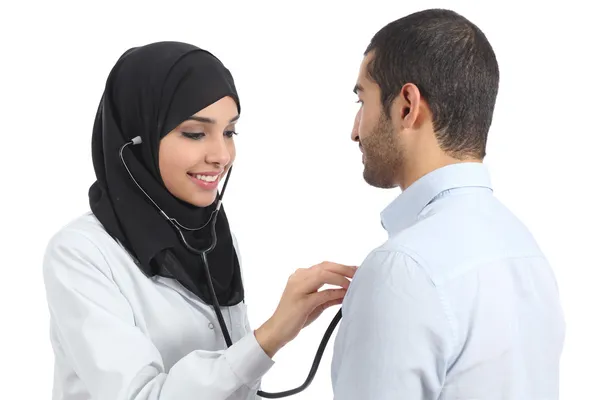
42, 41, 355, 400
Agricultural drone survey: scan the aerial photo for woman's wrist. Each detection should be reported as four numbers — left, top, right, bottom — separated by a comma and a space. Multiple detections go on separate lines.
254, 318, 285, 358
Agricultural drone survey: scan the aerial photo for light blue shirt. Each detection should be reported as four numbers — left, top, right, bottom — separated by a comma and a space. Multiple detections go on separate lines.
331, 162, 565, 399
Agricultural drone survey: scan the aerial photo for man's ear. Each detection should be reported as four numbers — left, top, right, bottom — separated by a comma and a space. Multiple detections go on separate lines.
393, 83, 422, 129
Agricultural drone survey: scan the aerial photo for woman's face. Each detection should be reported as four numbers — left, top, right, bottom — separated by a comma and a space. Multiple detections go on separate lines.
159, 96, 238, 207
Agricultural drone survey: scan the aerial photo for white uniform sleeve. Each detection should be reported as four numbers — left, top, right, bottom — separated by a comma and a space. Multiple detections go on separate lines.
43, 229, 274, 400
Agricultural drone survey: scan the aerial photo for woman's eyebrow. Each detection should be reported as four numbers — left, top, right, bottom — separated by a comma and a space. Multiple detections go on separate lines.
187, 114, 240, 124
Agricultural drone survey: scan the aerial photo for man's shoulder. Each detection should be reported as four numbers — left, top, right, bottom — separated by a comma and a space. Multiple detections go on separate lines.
377, 199, 545, 286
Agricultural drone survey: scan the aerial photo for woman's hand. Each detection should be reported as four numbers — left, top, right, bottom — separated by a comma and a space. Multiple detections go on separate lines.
254, 262, 357, 358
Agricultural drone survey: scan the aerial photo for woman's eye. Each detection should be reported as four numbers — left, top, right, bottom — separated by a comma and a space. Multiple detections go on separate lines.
182, 132, 205, 140
224, 130, 238, 138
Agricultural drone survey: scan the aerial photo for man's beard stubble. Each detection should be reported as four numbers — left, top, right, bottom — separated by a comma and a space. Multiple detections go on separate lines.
361, 113, 403, 189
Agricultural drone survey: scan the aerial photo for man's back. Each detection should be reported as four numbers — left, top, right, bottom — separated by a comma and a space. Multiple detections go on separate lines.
331, 163, 565, 399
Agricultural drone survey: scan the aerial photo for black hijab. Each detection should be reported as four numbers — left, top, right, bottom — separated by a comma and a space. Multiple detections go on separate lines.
89, 41, 243, 306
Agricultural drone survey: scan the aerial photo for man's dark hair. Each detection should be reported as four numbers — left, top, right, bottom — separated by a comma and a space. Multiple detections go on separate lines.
365, 8, 499, 159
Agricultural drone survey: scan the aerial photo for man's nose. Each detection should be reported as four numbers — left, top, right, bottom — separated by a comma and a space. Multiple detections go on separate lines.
351, 110, 361, 142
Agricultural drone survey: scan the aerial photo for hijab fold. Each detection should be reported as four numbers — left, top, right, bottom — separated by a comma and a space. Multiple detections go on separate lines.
89, 41, 243, 306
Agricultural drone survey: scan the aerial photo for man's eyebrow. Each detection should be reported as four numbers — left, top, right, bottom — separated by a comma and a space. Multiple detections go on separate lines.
187, 114, 240, 124
353, 84, 363, 94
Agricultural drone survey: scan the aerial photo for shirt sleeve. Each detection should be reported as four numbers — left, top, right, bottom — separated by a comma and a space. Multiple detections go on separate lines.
42, 229, 274, 400
332, 249, 455, 400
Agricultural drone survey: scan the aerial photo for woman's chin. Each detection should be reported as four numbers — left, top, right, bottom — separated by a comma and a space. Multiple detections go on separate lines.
170, 186, 218, 208
188, 192, 218, 208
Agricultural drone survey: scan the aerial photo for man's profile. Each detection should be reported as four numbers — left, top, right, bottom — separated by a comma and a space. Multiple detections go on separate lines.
331, 8, 565, 399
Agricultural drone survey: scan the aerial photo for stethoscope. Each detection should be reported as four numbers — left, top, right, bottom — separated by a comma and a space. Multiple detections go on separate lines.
120, 136, 342, 398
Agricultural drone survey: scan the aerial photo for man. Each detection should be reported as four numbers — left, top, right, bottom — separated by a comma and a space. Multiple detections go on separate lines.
331, 8, 565, 399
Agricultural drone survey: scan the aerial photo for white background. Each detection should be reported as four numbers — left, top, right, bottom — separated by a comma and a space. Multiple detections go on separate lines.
1, 0, 598, 398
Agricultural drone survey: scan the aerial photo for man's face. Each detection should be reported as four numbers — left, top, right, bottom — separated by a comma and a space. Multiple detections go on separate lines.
351, 53, 404, 189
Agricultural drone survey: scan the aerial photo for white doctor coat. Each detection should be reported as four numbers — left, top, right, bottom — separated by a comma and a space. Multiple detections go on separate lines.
42, 212, 274, 400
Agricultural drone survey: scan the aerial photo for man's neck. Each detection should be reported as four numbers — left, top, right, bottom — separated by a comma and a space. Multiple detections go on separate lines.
399, 155, 482, 191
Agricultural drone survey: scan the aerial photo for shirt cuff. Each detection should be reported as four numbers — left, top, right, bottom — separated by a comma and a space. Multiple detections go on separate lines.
225, 331, 274, 386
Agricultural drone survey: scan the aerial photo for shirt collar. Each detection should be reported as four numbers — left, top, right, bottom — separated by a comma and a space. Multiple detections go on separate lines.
380, 162, 493, 235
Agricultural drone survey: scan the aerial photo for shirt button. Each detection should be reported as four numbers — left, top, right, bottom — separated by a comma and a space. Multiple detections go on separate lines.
208, 323, 214, 330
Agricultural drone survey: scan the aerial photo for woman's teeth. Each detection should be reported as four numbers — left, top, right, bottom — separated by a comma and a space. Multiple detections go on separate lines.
194, 174, 218, 182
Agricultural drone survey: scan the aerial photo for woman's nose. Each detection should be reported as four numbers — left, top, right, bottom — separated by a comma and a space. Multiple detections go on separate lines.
205, 137, 231, 166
